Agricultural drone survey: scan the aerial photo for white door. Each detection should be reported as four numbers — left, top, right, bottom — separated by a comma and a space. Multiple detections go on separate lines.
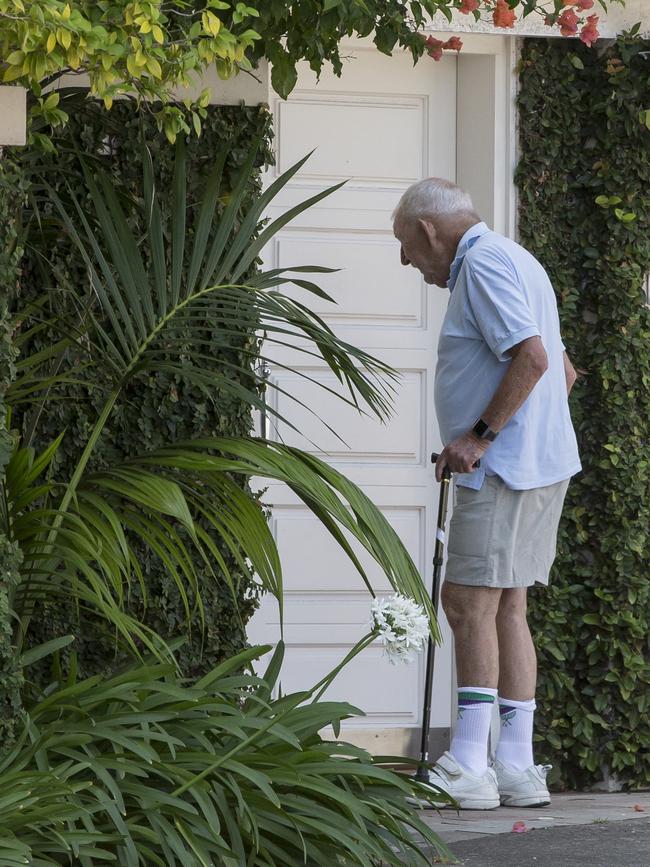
248, 41, 457, 753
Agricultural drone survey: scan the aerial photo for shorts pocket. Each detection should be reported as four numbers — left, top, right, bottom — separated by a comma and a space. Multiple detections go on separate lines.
448, 479, 499, 560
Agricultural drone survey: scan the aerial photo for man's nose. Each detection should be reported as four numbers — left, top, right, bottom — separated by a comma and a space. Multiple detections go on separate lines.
400, 247, 409, 266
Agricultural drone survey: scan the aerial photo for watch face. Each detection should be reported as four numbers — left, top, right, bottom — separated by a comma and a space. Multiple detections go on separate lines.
473, 418, 497, 441
473, 418, 488, 437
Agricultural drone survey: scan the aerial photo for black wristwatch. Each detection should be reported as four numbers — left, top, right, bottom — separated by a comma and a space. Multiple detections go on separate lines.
471, 417, 499, 442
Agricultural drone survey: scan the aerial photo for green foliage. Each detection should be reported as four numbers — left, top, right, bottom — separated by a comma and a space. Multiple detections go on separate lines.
7, 96, 435, 697
0, 158, 29, 746
251, 0, 612, 98
517, 35, 650, 789
0, 0, 615, 118
1, 97, 446, 862
0, 643, 453, 865
0, 0, 261, 138
8, 97, 273, 685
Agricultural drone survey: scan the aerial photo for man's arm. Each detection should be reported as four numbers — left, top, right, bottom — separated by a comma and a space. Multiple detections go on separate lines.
435, 336, 548, 480
564, 350, 577, 395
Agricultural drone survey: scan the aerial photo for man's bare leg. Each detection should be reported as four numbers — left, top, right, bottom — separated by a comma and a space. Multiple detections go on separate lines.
496, 588, 536, 699
440, 582, 503, 775
495, 588, 537, 770
441, 582, 503, 686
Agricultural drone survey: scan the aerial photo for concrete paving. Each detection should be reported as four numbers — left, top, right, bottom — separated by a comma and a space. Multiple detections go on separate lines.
418, 791, 650, 844
414, 792, 650, 865
439, 820, 650, 867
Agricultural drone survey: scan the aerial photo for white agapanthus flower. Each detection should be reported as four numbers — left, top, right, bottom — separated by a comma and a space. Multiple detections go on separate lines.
370, 593, 430, 665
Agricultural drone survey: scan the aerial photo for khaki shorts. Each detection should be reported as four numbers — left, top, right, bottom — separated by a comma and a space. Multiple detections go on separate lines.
445, 475, 570, 589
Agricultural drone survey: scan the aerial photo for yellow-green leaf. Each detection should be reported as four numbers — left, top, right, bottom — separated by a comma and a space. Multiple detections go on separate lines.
202, 10, 221, 37
126, 54, 139, 77
6, 50, 25, 66
146, 56, 162, 78
3, 65, 24, 82
44, 92, 60, 109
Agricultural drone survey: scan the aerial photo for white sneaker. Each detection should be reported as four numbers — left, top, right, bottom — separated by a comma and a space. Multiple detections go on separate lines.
493, 759, 552, 807
422, 751, 500, 810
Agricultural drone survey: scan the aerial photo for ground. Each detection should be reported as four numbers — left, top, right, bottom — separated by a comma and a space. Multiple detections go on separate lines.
414, 791, 650, 865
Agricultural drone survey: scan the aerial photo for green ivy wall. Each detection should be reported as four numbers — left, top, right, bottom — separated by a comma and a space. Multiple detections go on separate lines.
517, 36, 650, 789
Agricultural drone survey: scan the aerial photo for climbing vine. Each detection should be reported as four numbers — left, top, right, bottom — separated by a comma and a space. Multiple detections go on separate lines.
517, 34, 650, 789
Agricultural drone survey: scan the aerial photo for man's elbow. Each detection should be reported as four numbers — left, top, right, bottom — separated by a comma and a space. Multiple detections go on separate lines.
535, 348, 549, 377
525, 342, 549, 378
509, 337, 548, 378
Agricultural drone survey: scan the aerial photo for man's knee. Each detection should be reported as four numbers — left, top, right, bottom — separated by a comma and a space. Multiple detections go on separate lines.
496, 588, 528, 625
441, 581, 502, 632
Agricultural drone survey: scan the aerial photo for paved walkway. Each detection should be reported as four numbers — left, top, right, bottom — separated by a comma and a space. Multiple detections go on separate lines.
415, 792, 650, 865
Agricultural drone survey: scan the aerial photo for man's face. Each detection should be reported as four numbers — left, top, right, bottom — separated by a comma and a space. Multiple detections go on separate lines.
393, 216, 449, 287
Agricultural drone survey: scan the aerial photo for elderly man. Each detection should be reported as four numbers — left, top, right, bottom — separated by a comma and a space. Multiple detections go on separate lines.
393, 179, 581, 810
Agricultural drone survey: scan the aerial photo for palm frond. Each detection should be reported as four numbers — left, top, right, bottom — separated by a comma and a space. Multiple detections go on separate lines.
44, 137, 398, 430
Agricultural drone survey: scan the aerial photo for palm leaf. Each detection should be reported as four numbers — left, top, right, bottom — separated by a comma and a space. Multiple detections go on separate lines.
0, 650, 452, 865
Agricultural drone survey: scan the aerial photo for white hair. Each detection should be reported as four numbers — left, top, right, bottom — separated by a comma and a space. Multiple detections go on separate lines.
392, 178, 478, 223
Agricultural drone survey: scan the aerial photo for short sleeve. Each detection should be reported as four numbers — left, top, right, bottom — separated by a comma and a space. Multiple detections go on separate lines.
464, 247, 541, 362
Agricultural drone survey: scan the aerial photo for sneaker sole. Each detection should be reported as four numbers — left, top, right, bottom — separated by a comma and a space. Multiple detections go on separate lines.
409, 795, 500, 810
454, 797, 501, 810
500, 794, 551, 808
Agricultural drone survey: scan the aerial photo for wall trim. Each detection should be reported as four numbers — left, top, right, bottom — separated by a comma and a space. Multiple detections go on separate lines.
321, 725, 451, 760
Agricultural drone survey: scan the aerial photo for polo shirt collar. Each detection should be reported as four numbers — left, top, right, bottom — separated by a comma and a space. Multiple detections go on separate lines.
447, 221, 490, 292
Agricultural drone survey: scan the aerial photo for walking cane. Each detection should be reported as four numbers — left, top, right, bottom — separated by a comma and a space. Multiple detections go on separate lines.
414, 451, 479, 788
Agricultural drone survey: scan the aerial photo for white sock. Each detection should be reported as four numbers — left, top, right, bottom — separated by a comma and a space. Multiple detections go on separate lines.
496, 697, 536, 771
450, 686, 498, 776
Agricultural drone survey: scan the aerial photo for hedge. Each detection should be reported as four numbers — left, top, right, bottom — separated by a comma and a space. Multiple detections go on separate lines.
517, 36, 650, 789
0, 159, 28, 744
6, 94, 273, 685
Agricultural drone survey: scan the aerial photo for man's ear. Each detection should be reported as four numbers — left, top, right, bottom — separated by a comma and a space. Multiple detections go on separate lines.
418, 218, 437, 248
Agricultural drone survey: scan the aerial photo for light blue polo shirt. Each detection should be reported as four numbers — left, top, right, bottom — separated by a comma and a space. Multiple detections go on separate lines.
434, 222, 581, 490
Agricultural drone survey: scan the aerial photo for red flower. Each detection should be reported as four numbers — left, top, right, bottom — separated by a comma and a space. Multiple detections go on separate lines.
557, 7, 579, 36
575, 0, 594, 9
425, 35, 444, 61
442, 36, 463, 52
493, 0, 516, 29
459, 0, 480, 12
580, 14, 600, 46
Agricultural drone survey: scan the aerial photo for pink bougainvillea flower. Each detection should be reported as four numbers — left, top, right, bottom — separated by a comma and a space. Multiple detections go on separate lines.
459, 0, 480, 12
558, 7, 579, 36
493, 0, 516, 28
575, 0, 595, 9
443, 36, 463, 52
425, 35, 444, 61
512, 821, 528, 833
579, 14, 600, 46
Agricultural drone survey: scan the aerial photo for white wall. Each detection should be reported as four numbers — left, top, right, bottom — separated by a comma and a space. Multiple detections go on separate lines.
56, 60, 269, 106
0, 86, 26, 146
